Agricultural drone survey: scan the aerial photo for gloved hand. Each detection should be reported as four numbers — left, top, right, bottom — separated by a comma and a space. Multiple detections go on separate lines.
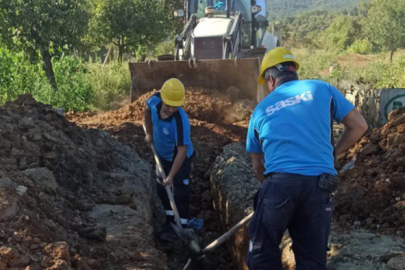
187, 218, 204, 230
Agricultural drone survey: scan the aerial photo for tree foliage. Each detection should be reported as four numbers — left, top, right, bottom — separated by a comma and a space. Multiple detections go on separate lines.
0, 48, 94, 111
276, 10, 337, 48
364, 0, 405, 62
0, 0, 89, 90
276, 0, 405, 57
268, 0, 371, 20
347, 39, 373, 54
320, 15, 360, 52
87, 0, 173, 62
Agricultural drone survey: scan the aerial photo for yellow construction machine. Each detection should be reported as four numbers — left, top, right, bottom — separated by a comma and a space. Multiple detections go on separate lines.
129, 0, 279, 103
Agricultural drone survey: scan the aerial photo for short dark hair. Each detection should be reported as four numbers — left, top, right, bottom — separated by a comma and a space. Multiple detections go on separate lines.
264, 61, 298, 82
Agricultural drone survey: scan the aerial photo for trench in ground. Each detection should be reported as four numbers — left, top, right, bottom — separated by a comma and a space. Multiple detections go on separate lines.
69, 88, 252, 269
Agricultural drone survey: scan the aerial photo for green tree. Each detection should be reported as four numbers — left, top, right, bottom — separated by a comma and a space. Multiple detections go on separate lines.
87, 0, 172, 62
365, 0, 405, 62
0, 0, 89, 91
275, 10, 340, 49
320, 15, 360, 52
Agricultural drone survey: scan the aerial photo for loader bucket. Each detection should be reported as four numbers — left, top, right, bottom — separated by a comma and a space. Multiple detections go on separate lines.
129, 58, 262, 103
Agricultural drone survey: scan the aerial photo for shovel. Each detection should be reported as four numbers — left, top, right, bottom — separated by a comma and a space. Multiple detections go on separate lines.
142, 124, 201, 244
183, 212, 253, 269
202, 212, 253, 253
142, 124, 253, 269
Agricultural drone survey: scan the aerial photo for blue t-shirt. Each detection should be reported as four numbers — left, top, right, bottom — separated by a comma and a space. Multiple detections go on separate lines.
146, 92, 194, 161
246, 80, 354, 176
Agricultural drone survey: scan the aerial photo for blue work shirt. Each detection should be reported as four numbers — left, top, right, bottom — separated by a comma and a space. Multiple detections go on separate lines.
246, 79, 355, 176
146, 92, 193, 161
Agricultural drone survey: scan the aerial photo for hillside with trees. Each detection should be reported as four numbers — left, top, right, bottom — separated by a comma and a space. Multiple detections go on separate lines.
267, 0, 370, 20
0, 0, 404, 111
271, 0, 405, 89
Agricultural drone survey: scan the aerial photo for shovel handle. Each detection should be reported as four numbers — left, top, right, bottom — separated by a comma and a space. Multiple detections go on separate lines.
142, 124, 184, 231
203, 212, 254, 253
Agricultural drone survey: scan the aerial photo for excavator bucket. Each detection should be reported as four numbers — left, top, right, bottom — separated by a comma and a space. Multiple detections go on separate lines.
129, 58, 262, 103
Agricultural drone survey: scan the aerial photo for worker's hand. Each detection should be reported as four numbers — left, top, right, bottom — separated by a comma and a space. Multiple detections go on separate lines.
162, 175, 174, 187
144, 134, 153, 146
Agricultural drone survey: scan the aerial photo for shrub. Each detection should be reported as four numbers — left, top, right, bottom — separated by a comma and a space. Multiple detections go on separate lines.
347, 40, 373, 55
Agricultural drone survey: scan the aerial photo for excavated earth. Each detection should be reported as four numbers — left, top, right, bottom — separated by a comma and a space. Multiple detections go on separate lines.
4, 90, 405, 270
209, 108, 405, 270
68, 89, 254, 270
69, 90, 405, 270
0, 94, 167, 270
335, 107, 405, 231
211, 143, 405, 270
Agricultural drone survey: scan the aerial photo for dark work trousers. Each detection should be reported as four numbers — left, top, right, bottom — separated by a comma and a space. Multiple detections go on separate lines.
247, 173, 333, 270
156, 155, 193, 226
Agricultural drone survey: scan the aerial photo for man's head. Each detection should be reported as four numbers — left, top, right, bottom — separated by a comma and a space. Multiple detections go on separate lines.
257, 47, 300, 93
160, 78, 185, 116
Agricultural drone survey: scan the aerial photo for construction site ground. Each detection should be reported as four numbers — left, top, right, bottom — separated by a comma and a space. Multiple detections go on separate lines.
1, 89, 405, 270
69, 90, 405, 269
68, 89, 251, 270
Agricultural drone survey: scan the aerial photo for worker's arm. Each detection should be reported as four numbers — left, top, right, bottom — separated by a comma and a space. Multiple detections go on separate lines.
251, 153, 266, 183
246, 116, 265, 182
163, 145, 187, 186
144, 107, 153, 144
335, 108, 368, 156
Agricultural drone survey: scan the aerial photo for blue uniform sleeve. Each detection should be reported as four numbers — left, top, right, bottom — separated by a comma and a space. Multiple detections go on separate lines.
328, 84, 355, 123
175, 112, 191, 146
146, 92, 162, 110
246, 115, 262, 153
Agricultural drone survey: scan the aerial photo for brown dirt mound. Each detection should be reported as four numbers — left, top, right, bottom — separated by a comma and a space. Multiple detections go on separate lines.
68, 88, 253, 127
0, 94, 167, 270
335, 107, 405, 231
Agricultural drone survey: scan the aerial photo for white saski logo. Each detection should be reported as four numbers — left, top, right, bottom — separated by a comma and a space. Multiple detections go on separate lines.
162, 128, 169, 135
266, 91, 313, 116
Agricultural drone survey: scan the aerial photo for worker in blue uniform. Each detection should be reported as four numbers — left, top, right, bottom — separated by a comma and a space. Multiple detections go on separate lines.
144, 78, 194, 242
246, 47, 368, 270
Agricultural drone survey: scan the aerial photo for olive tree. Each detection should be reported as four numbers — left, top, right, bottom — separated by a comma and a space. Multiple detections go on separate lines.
0, 0, 89, 91
365, 0, 405, 62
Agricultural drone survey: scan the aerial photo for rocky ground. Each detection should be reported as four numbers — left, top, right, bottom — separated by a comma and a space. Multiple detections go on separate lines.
211, 142, 405, 270
335, 107, 405, 231
0, 94, 166, 270
68, 89, 254, 270
67, 90, 405, 270
2, 89, 405, 270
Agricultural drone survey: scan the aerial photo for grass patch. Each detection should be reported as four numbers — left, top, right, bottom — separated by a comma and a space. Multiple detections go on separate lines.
294, 48, 405, 88
83, 62, 131, 111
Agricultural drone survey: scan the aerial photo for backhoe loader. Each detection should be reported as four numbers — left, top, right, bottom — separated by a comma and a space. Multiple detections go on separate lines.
129, 0, 278, 103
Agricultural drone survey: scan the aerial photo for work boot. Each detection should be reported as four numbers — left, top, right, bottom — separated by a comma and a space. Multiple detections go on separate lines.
158, 222, 179, 243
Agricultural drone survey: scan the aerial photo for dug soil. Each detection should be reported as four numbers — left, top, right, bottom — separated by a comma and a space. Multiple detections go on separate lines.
69, 90, 405, 269
335, 107, 405, 231
3, 88, 404, 270
68, 89, 255, 270
0, 94, 167, 270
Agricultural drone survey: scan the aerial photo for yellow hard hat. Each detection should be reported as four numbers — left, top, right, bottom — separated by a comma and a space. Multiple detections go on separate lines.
161, 78, 185, 107
257, 47, 300, 85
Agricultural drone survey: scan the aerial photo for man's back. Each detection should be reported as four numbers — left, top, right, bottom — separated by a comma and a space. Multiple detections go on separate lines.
246, 47, 367, 270
247, 79, 354, 176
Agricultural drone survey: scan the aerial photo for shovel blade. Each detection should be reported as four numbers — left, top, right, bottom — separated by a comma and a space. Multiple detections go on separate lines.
170, 222, 198, 241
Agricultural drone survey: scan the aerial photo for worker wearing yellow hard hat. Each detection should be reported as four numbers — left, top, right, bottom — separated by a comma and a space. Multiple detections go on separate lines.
144, 78, 195, 242
257, 47, 300, 86
160, 78, 186, 107
246, 47, 367, 269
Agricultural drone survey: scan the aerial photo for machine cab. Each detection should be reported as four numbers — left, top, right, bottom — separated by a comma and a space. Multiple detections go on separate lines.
187, 0, 255, 49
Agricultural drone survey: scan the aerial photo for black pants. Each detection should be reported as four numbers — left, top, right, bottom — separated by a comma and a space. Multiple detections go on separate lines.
156, 155, 193, 225
247, 173, 333, 270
